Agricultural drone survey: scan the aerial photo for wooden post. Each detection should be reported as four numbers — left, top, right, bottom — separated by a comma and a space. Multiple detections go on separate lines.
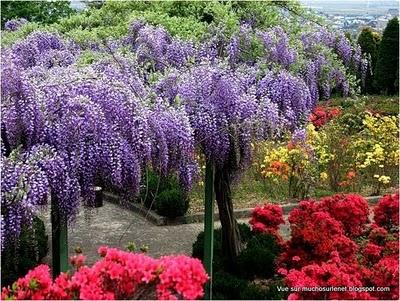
203, 161, 215, 300
51, 197, 68, 278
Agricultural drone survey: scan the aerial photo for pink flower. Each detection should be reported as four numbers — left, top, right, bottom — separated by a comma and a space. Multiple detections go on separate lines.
2, 248, 208, 300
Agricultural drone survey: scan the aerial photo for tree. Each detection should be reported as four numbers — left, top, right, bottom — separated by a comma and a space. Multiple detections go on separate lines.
375, 17, 399, 95
82, 0, 105, 9
1, 1, 75, 28
357, 27, 381, 93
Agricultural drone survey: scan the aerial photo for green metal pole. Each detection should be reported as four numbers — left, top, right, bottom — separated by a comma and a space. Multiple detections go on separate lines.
204, 161, 215, 300
51, 197, 68, 278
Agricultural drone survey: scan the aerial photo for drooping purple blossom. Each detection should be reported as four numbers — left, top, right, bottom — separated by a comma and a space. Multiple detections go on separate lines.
258, 26, 297, 69
335, 34, 352, 67
257, 70, 312, 129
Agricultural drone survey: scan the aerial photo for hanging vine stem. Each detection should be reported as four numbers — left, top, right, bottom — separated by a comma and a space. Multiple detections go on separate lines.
118, 162, 162, 245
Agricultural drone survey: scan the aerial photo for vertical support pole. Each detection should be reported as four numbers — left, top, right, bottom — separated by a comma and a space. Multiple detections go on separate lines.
204, 161, 215, 300
51, 197, 68, 278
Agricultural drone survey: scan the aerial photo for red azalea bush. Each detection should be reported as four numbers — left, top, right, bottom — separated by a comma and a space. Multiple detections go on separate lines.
252, 193, 399, 300
319, 194, 370, 237
374, 193, 399, 230
309, 105, 341, 129
1, 247, 208, 300
370, 256, 399, 300
249, 203, 285, 235
283, 253, 373, 300
281, 204, 358, 268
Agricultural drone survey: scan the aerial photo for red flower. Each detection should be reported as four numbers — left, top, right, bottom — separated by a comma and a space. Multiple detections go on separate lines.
374, 193, 399, 230
309, 105, 341, 129
2, 247, 208, 300
249, 203, 285, 237
364, 242, 384, 264
319, 194, 370, 237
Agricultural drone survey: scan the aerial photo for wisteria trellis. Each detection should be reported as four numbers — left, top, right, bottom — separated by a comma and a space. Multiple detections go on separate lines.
1, 19, 367, 249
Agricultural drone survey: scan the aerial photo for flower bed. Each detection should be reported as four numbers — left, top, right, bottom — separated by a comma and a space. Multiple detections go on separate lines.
2, 247, 208, 300
250, 193, 399, 300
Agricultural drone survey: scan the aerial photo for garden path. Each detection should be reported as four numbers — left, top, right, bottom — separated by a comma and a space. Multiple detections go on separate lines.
39, 201, 291, 266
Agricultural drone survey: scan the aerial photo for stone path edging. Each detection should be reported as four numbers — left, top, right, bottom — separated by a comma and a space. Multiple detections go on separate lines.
104, 192, 382, 226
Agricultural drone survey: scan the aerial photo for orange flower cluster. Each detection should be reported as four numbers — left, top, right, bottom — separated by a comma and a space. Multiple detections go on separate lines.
266, 161, 289, 180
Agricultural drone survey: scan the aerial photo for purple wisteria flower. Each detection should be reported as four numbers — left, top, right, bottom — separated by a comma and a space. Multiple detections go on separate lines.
4, 18, 28, 31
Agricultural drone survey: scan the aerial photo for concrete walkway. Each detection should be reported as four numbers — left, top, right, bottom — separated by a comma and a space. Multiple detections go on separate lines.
40, 201, 289, 266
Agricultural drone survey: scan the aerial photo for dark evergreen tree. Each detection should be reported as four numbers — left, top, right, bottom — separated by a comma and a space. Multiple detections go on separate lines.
375, 17, 399, 95
357, 27, 381, 94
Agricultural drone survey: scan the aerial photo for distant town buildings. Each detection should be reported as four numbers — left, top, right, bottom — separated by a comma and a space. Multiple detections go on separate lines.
313, 8, 398, 38
301, 0, 399, 38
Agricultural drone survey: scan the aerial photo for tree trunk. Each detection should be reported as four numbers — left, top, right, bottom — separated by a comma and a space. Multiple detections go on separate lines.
1, 122, 11, 157
214, 166, 243, 269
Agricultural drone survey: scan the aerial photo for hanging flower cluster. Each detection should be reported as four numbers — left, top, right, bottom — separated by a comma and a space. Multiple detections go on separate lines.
4, 18, 28, 31
1, 247, 208, 300
1, 145, 79, 249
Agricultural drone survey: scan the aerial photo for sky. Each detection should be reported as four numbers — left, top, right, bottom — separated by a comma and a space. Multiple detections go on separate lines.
70, 0, 399, 15
299, 0, 399, 14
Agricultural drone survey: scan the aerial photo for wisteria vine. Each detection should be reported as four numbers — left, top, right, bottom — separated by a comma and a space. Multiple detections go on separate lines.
1, 18, 366, 247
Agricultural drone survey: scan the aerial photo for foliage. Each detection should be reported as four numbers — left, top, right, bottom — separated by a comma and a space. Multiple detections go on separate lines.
1, 247, 208, 300
236, 234, 281, 279
192, 223, 252, 272
1, 1, 75, 28
192, 223, 283, 299
260, 125, 326, 199
155, 188, 189, 218
1, 216, 48, 287
259, 105, 398, 196
375, 17, 399, 95
139, 169, 189, 218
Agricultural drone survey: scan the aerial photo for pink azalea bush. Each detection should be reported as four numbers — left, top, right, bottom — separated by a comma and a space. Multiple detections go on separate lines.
1, 247, 208, 300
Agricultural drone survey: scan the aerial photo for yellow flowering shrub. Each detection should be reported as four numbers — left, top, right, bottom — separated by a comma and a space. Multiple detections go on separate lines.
349, 113, 399, 194
260, 128, 320, 199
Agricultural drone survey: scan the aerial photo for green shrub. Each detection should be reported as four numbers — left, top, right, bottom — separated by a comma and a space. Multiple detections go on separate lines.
212, 271, 248, 300
192, 223, 252, 272
192, 223, 285, 299
237, 233, 281, 279
1, 216, 48, 287
1, 0, 75, 28
338, 112, 364, 135
240, 278, 288, 300
357, 27, 381, 94
139, 169, 189, 218
155, 188, 188, 218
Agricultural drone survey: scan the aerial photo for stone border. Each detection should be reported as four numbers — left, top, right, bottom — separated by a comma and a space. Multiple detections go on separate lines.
104, 192, 383, 226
